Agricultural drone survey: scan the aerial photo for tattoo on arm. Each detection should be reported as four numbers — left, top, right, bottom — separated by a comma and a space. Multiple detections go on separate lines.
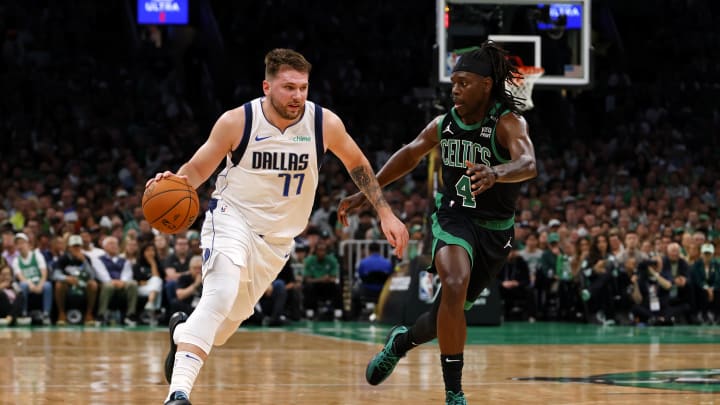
350, 166, 389, 210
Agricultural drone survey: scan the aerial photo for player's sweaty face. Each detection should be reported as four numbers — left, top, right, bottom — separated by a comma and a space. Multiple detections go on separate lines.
450, 71, 487, 117
268, 68, 309, 121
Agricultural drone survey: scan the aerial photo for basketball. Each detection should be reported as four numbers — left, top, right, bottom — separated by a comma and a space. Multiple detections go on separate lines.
142, 174, 200, 234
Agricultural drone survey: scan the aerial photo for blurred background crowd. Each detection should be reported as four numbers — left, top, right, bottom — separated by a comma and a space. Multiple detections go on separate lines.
1, 0, 719, 328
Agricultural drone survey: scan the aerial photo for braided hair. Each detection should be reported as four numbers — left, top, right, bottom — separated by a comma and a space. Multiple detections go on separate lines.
464, 41, 523, 114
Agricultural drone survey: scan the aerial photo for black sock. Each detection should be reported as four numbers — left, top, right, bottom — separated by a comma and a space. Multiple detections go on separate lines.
393, 327, 422, 355
441, 353, 463, 394
393, 311, 438, 354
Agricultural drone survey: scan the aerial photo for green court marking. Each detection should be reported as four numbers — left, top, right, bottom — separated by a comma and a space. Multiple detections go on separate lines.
516, 369, 720, 393
19, 321, 720, 345
284, 321, 720, 345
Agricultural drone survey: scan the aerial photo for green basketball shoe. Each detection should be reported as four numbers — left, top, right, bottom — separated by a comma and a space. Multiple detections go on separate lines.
445, 391, 467, 405
365, 325, 408, 385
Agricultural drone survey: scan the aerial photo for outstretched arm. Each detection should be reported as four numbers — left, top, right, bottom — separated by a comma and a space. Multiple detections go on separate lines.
374, 116, 442, 187
337, 116, 442, 224
323, 109, 409, 257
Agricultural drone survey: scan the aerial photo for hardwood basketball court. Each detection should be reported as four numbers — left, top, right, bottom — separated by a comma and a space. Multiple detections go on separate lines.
1, 322, 718, 404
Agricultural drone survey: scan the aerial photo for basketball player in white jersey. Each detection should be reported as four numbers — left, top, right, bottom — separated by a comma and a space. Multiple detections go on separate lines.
148, 49, 409, 405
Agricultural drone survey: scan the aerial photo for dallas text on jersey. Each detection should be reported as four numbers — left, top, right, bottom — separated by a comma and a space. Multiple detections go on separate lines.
251, 152, 309, 171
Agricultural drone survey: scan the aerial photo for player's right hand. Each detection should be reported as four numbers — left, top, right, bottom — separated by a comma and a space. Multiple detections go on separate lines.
337, 192, 369, 227
145, 171, 188, 188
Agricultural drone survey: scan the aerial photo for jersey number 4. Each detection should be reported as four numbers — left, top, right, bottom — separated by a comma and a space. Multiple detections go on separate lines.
278, 173, 305, 196
455, 175, 476, 208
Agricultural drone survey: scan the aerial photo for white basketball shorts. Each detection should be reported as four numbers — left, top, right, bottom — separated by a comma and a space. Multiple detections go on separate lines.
200, 198, 294, 314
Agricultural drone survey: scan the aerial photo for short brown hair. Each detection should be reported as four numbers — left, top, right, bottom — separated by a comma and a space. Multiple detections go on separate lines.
264, 48, 312, 78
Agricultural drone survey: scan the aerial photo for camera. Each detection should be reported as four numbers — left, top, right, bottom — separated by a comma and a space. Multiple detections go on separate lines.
639, 259, 658, 268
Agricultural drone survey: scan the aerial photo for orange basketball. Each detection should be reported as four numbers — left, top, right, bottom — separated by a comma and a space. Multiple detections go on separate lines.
142, 175, 200, 234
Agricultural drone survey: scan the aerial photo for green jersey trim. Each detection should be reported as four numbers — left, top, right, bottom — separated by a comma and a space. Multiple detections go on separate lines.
450, 107, 482, 131
472, 215, 515, 230
431, 211, 474, 268
490, 109, 512, 163
436, 114, 446, 140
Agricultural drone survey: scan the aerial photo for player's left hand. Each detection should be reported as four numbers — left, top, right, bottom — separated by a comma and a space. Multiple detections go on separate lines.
378, 214, 409, 259
465, 160, 497, 196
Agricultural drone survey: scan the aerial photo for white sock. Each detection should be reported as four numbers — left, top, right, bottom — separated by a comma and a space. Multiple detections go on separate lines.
167, 351, 204, 401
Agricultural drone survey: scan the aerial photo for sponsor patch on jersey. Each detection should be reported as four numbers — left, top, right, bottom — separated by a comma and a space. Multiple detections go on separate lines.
292, 135, 312, 143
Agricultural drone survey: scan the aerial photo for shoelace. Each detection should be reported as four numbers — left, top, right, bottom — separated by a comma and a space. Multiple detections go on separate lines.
376, 346, 400, 372
446, 391, 466, 405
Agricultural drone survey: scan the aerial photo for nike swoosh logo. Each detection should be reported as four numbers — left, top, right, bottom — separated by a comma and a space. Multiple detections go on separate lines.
445, 358, 461, 363
255, 135, 272, 141
184, 354, 201, 362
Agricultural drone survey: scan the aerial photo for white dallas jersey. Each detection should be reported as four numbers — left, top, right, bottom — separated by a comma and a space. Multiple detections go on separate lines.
211, 98, 325, 239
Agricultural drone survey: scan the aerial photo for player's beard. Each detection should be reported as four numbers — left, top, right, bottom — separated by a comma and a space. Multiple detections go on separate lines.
269, 95, 303, 121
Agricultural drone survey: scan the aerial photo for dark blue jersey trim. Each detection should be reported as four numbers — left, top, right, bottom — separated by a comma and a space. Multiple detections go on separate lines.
231, 102, 253, 165
314, 103, 325, 170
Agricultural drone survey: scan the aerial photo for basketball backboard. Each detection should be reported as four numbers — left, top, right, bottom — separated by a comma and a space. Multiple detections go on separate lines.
437, 0, 591, 87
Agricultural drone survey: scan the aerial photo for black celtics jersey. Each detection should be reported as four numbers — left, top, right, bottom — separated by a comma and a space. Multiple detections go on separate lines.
436, 102, 521, 222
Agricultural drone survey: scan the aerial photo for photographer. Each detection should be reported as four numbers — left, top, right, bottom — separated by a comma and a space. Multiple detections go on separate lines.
633, 254, 673, 325
614, 256, 641, 325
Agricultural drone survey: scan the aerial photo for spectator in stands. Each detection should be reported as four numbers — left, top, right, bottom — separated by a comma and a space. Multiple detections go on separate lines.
121, 236, 140, 266
186, 231, 202, 256
579, 233, 617, 324
617, 230, 646, 264
685, 242, 701, 267
95, 236, 139, 326
538, 233, 578, 320
2, 229, 19, 266
351, 242, 393, 319
0, 264, 24, 326
52, 235, 98, 326
80, 227, 105, 260
613, 256, 640, 325
43, 235, 66, 271
256, 278, 289, 327
154, 233, 173, 264
170, 255, 202, 316
498, 247, 534, 321
406, 224, 425, 260
662, 242, 695, 323
310, 195, 336, 237
11, 232, 52, 325
303, 241, 343, 319
276, 259, 303, 321
519, 231, 543, 285
163, 235, 191, 309
690, 243, 719, 324
341, 209, 378, 241
633, 254, 674, 325
133, 242, 164, 314
608, 229, 625, 259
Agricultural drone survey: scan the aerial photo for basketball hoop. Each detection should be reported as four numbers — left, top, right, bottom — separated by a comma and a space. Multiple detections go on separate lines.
507, 56, 544, 111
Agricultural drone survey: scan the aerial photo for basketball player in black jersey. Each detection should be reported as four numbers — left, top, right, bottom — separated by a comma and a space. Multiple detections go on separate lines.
338, 41, 537, 404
